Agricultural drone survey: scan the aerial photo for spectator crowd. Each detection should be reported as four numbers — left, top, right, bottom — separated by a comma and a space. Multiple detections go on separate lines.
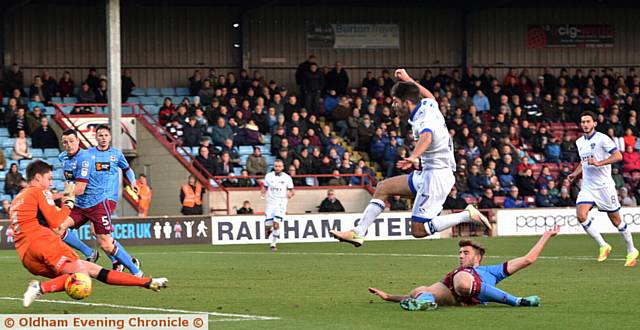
4, 59, 640, 211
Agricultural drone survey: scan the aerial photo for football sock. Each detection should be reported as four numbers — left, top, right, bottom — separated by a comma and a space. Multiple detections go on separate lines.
430, 212, 471, 233
354, 199, 385, 236
479, 283, 520, 307
581, 217, 608, 247
415, 292, 435, 302
617, 222, 636, 254
40, 274, 71, 293
271, 229, 280, 246
62, 230, 94, 258
109, 240, 141, 274
96, 269, 149, 288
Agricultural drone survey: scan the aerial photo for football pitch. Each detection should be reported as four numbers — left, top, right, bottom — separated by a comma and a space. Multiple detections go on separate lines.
0, 234, 637, 329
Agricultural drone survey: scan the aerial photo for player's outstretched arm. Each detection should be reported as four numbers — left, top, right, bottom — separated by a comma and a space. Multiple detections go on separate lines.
506, 225, 560, 275
394, 69, 435, 99
368, 287, 409, 303
397, 132, 433, 170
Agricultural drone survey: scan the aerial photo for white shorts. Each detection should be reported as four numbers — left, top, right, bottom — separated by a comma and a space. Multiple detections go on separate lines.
265, 201, 287, 226
408, 168, 455, 221
576, 185, 621, 213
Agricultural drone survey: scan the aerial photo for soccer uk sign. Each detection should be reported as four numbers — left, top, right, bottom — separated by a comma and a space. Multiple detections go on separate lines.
211, 212, 440, 245
496, 207, 640, 236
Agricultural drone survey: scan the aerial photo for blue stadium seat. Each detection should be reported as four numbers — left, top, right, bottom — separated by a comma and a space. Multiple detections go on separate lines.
127, 96, 141, 104
18, 161, 29, 171
265, 155, 276, 165
145, 105, 160, 115
53, 180, 65, 192
3, 148, 11, 159
2, 97, 8, 105
23, 87, 30, 96
257, 145, 270, 155
160, 88, 176, 96
63, 97, 78, 104
156, 96, 167, 105
209, 179, 219, 188
140, 96, 156, 105
175, 87, 190, 96
0, 128, 8, 137
233, 167, 242, 176
52, 169, 64, 180
2, 138, 15, 148
48, 157, 62, 167
146, 88, 161, 96
61, 106, 73, 114
263, 135, 271, 144
51, 97, 63, 104
31, 149, 44, 158
305, 177, 316, 186
44, 148, 60, 157
44, 106, 55, 114
73, 87, 81, 95
0, 171, 6, 180
240, 154, 250, 164
131, 87, 145, 96
192, 146, 200, 155
238, 146, 254, 155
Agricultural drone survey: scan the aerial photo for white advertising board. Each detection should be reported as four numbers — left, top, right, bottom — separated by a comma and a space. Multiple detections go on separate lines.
211, 212, 440, 245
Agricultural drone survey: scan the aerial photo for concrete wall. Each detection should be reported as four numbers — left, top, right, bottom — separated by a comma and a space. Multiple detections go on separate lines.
130, 120, 208, 216
213, 188, 372, 216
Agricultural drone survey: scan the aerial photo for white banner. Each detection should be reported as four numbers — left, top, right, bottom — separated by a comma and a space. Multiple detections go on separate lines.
307, 24, 400, 49
211, 212, 439, 245
60, 116, 137, 151
496, 207, 640, 236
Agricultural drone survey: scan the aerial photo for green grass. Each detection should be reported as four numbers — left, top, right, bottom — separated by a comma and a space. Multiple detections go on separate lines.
0, 234, 638, 329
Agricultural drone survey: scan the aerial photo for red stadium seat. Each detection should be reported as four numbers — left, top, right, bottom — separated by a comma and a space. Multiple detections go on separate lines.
524, 195, 535, 205
493, 196, 506, 206
564, 122, 579, 130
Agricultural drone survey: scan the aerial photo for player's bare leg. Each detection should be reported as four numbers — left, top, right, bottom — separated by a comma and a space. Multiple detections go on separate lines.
369, 282, 455, 311
607, 211, 638, 266
330, 175, 412, 246
576, 204, 611, 261
23, 260, 167, 307
270, 221, 280, 251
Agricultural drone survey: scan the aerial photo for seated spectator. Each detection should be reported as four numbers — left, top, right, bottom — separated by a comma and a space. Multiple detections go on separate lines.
327, 169, 347, 186
544, 137, 561, 163
555, 187, 576, 207
531, 126, 550, 152
370, 128, 389, 162
11, 130, 32, 161
237, 169, 255, 187
535, 186, 554, 207
498, 166, 515, 193
0, 199, 10, 219
623, 145, 640, 173
219, 139, 240, 169
386, 195, 407, 211
478, 188, 497, 209
612, 167, 625, 189
236, 200, 254, 215
349, 166, 370, 186
516, 168, 537, 196
77, 82, 96, 103
277, 148, 294, 169
560, 133, 579, 162
357, 115, 375, 152
318, 189, 345, 212
182, 117, 203, 147
28, 95, 45, 112
467, 164, 484, 196
536, 166, 555, 189
547, 180, 560, 204
57, 71, 73, 97
95, 79, 108, 103
31, 117, 59, 149
158, 98, 176, 126
198, 79, 215, 105
382, 137, 399, 178
288, 126, 303, 150
70, 106, 93, 115
8, 106, 28, 137
246, 146, 268, 175
4, 163, 26, 197
235, 120, 264, 146
195, 145, 217, 177
288, 165, 306, 187
211, 117, 233, 147
504, 186, 527, 208
164, 116, 184, 143
0, 148, 5, 171
619, 187, 637, 207
26, 106, 44, 133
215, 152, 233, 176
472, 90, 490, 112
443, 186, 467, 210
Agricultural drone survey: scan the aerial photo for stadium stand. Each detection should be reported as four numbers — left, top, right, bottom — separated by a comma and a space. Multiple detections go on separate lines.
2, 63, 639, 210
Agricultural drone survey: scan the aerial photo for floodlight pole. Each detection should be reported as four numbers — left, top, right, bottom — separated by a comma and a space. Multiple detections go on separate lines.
107, 0, 122, 149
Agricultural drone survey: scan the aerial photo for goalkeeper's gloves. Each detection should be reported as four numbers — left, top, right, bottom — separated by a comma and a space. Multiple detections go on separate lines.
63, 182, 76, 209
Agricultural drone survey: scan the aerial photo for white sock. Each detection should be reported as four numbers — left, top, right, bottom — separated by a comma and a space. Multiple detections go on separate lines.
271, 229, 279, 246
581, 217, 608, 248
617, 222, 636, 253
429, 211, 471, 234
354, 199, 385, 236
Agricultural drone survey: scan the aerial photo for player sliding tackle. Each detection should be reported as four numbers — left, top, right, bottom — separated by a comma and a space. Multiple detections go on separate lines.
8, 160, 167, 308
331, 69, 490, 246
568, 111, 638, 266
369, 226, 560, 311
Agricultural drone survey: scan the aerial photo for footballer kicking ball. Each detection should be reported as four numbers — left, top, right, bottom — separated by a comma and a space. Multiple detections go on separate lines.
65, 273, 93, 300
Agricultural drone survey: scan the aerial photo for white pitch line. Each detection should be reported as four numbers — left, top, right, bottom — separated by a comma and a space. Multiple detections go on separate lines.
0, 297, 280, 322
131, 250, 627, 261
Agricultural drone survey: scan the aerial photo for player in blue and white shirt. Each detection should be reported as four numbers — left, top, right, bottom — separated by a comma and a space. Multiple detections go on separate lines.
331, 69, 490, 247
568, 111, 638, 266
89, 124, 142, 274
368, 226, 560, 311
